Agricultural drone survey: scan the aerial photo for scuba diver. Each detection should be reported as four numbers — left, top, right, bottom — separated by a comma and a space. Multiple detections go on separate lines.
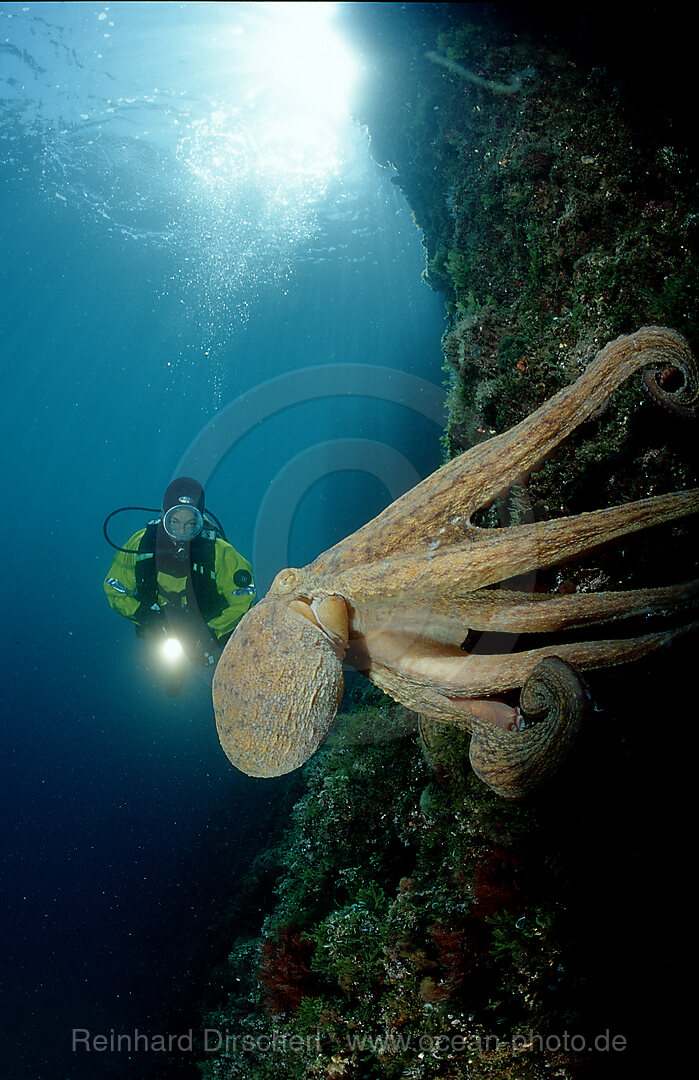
103, 477, 255, 696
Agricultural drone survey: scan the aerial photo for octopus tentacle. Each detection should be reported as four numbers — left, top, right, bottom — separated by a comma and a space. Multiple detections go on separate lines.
363, 620, 698, 709
455, 325, 698, 520
336, 489, 699, 601
467, 658, 586, 799
309, 326, 697, 579
355, 577, 699, 640
461, 578, 699, 632
213, 327, 698, 796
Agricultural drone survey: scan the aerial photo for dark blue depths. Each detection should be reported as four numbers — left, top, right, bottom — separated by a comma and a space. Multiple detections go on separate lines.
0, 4, 446, 1077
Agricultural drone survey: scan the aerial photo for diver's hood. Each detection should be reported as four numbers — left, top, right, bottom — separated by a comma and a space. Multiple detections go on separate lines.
158, 477, 206, 568
162, 477, 205, 515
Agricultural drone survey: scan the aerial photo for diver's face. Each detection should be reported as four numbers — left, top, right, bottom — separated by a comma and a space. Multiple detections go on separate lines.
167, 508, 199, 539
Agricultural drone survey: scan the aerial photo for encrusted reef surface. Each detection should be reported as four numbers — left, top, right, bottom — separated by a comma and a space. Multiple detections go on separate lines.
190, 7, 696, 1080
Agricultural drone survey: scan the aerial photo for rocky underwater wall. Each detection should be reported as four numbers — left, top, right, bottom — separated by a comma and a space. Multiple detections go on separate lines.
192, 7, 697, 1079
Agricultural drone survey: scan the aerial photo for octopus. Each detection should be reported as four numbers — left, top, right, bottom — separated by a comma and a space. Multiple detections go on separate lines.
213, 327, 699, 798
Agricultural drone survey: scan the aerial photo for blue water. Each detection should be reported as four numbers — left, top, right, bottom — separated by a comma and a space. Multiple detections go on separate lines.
1, 4, 446, 1077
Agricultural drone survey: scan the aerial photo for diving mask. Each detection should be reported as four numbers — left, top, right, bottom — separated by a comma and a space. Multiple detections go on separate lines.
163, 501, 203, 541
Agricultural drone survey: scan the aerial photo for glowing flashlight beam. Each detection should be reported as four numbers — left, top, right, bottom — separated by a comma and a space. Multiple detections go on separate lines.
161, 638, 184, 662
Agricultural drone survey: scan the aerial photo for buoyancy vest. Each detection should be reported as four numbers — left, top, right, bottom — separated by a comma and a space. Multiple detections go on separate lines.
134, 522, 226, 623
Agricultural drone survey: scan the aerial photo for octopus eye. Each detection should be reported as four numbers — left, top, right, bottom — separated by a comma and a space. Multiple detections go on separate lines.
276, 569, 298, 591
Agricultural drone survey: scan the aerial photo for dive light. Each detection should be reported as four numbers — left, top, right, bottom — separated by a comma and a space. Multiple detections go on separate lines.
161, 637, 184, 663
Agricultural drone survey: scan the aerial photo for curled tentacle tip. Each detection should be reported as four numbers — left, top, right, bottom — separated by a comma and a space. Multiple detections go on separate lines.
468, 656, 587, 799
636, 326, 699, 417
642, 366, 698, 418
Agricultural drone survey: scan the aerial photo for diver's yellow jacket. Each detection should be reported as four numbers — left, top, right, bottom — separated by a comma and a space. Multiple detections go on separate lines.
104, 523, 255, 642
